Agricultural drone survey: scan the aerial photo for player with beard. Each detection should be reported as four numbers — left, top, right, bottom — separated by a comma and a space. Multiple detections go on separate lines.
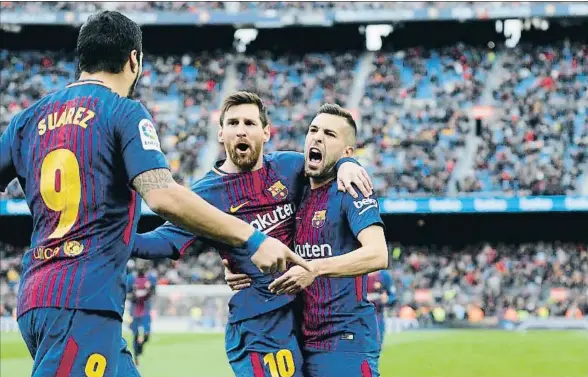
130, 92, 373, 376
0, 13, 309, 377
229, 104, 388, 377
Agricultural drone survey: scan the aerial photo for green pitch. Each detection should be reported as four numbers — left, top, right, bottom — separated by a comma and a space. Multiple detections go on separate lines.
1, 330, 587, 377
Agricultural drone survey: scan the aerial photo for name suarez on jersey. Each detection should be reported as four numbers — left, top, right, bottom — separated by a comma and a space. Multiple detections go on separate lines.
37, 105, 96, 136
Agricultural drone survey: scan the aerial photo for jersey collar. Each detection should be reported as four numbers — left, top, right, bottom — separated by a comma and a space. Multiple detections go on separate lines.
66, 79, 109, 89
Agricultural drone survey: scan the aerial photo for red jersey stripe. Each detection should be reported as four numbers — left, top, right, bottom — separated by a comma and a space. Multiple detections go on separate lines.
179, 239, 196, 257
355, 276, 363, 302
56, 336, 79, 377
361, 360, 373, 377
123, 191, 137, 245
250, 352, 265, 377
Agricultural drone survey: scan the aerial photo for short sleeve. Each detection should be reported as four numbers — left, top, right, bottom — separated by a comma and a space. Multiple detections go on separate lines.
0, 116, 17, 192
342, 188, 384, 238
114, 100, 169, 184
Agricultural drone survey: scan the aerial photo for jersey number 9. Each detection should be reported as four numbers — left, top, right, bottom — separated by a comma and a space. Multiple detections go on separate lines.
85, 353, 107, 377
40, 148, 82, 239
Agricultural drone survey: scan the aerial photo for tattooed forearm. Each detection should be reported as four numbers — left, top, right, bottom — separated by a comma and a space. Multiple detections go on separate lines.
132, 168, 175, 197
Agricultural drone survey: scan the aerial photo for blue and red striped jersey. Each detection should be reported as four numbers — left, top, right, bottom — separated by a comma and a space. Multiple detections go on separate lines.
135, 152, 306, 323
294, 181, 384, 353
0, 80, 168, 318
127, 274, 157, 318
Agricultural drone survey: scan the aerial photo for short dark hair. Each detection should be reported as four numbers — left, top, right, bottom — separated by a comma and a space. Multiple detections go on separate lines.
219, 91, 269, 127
77, 11, 142, 74
317, 103, 357, 137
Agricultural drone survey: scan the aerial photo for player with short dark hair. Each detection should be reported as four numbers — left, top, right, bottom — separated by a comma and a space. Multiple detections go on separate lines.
0, 12, 309, 377
262, 103, 389, 377
131, 92, 373, 376
126, 263, 157, 366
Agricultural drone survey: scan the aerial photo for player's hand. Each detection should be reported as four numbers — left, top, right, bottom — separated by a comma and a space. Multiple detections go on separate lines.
268, 265, 317, 295
222, 259, 252, 291
251, 237, 313, 274
337, 162, 373, 198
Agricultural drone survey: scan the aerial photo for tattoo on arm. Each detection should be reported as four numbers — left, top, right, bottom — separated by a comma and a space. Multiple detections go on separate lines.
132, 168, 174, 197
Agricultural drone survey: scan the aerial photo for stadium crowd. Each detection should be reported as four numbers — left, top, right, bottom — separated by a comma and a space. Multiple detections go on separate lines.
461, 42, 588, 196
360, 45, 490, 196
2, 241, 586, 322
3, 43, 585, 200
1, 2, 546, 13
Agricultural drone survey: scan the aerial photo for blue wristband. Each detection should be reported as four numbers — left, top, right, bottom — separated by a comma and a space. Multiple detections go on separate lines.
335, 157, 360, 170
244, 229, 268, 254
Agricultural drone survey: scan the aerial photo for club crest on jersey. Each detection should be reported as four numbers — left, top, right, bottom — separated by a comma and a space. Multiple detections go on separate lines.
312, 210, 327, 228
139, 118, 161, 151
64, 240, 84, 257
267, 181, 288, 200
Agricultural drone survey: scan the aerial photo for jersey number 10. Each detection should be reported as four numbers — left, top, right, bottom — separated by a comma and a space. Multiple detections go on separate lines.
40, 148, 82, 239
263, 349, 295, 377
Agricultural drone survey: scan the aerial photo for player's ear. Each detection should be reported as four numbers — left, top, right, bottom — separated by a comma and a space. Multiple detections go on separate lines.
218, 125, 224, 143
129, 50, 139, 73
263, 123, 271, 143
342, 145, 354, 158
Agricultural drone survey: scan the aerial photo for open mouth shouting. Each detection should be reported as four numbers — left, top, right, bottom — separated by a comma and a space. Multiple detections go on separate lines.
235, 141, 251, 155
307, 146, 323, 169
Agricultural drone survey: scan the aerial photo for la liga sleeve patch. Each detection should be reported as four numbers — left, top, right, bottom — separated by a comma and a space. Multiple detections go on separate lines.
138, 118, 162, 151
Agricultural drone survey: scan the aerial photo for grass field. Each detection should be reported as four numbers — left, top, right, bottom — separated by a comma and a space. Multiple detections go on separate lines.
1, 330, 587, 377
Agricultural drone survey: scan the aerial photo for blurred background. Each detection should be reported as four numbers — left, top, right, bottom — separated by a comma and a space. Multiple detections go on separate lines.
0, 2, 587, 377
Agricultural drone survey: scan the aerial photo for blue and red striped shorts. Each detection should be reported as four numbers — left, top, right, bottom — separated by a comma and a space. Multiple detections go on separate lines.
225, 304, 304, 377
18, 307, 139, 377
303, 349, 380, 377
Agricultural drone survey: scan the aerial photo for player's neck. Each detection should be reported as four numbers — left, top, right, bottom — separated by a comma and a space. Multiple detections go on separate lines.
219, 157, 264, 174
309, 176, 334, 190
78, 72, 129, 97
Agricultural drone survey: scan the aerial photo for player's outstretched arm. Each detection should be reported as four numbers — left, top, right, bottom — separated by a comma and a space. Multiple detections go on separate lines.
132, 230, 182, 260
312, 225, 388, 278
133, 168, 255, 247
132, 168, 312, 274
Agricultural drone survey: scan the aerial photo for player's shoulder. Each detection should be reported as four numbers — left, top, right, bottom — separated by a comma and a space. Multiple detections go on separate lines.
10, 94, 52, 127
265, 151, 303, 166
340, 184, 379, 210
189, 171, 224, 195
114, 98, 151, 119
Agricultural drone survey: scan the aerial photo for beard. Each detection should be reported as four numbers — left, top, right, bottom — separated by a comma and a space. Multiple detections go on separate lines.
305, 157, 337, 181
226, 140, 262, 171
